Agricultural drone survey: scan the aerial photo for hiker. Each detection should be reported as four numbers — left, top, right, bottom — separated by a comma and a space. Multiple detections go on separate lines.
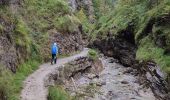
51, 42, 58, 65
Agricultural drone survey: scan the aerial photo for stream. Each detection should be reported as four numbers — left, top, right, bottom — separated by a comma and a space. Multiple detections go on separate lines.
63, 56, 156, 100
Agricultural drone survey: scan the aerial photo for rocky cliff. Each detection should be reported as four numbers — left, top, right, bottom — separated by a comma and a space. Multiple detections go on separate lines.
68, 0, 95, 23
0, 15, 28, 73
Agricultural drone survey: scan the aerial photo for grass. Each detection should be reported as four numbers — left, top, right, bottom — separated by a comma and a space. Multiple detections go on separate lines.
14, 18, 31, 54
48, 86, 72, 100
90, 0, 170, 75
136, 36, 170, 74
54, 15, 80, 33
0, 57, 41, 100
88, 49, 99, 60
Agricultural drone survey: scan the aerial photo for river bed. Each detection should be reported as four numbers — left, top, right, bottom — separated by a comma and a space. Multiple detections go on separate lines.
63, 57, 156, 100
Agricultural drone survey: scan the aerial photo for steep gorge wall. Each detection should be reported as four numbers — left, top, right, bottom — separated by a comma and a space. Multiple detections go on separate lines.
68, 0, 95, 22
49, 31, 84, 55
0, 19, 18, 72
0, 15, 29, 73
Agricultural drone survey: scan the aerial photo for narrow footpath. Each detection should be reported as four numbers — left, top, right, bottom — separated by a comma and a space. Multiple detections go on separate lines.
21, 48, 156, 100
20, 48, 89, 100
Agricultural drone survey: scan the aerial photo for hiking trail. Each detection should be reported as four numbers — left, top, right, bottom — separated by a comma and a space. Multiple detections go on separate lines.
20, 48, 89, 100
21, 48, 155, 100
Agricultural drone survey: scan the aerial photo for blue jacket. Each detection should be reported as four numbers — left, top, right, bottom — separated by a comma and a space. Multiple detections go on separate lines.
51, 44, 58, 54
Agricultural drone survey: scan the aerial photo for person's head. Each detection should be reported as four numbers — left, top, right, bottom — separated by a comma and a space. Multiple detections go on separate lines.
54, 42, 57, 46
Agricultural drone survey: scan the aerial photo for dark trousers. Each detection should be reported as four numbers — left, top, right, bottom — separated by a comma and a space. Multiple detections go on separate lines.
51, 54, 57, 64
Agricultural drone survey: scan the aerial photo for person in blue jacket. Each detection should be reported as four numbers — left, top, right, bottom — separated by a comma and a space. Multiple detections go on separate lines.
51, 42, 58, 65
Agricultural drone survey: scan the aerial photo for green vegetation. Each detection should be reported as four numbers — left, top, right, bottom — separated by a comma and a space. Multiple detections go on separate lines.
1, 0, 170, 99
88, 49, 98, 60
136, 36, 170, 73
0, 0, 87, 99
22, 0, 79, 33
0, 57, 41, 100
76, 9, 95, 34
0, 24, 4, 33
48, 86, 72, 100
14, 18, 31, 54
54, 15, 80, 33
91, 0, 170, 73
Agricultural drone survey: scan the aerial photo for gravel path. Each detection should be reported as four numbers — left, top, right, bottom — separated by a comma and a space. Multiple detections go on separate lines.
20, 48, 89, 100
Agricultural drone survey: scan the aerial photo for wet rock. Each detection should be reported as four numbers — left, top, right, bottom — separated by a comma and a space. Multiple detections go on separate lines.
96, 81, 106, 86
87, 73, 97, 79
50, 31, 84, 55
123, 68, 133, 74
109, 58, 119, 63
138, 61, 169, 99
121, 80, 129, 84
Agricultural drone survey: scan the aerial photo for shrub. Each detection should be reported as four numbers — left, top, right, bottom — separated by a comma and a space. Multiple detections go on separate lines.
88, 49, 98, 60
14, 18, 31, 53
136, 36, 170, 73
48, 86, 71, 100
54, 15, 80, 33
0, 68, 12, 100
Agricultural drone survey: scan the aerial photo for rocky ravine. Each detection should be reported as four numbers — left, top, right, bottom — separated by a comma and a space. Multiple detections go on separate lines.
91, 32, 170, 99
49, 55, 156, 100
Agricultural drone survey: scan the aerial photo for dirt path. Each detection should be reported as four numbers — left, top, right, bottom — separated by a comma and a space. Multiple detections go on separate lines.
20, 48, 89, 100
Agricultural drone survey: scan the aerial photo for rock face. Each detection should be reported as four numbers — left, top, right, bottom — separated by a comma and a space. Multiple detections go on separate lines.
49, 30, 84, 55
0, 17, 21, 73
68, 0, 95, 22
137, 61, 170, 100
92, 35, 136, 67
0, 0, 20, 5
52, 57, 103, 84
61, 57, 102, 79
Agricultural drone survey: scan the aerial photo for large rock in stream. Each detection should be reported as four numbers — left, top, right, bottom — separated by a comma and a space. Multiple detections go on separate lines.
137, 61, 170, 100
